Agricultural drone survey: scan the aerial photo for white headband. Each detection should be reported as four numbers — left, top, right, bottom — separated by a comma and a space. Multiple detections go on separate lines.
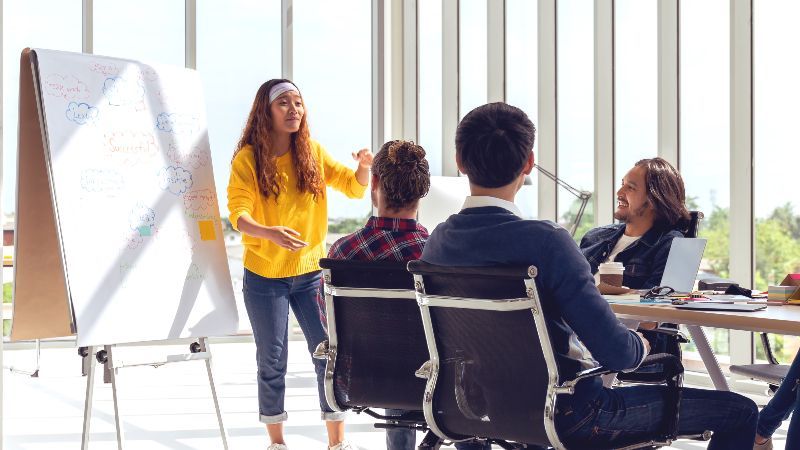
268, 82, 300, 104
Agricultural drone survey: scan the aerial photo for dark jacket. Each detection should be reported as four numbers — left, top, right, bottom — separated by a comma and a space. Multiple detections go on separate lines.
579, 223, 684, 290
421, 206, 646, 409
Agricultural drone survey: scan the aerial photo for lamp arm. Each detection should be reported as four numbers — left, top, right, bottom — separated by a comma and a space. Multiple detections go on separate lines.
534, 164, 592, 200
534, 164, 593, 237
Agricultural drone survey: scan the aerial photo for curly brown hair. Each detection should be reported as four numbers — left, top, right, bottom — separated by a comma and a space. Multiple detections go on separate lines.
234, 79, 325, 200
372, 140, 430, 211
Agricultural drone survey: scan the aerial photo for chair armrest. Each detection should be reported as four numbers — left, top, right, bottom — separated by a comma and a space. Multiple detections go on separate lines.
638, 353, 684, 380
647, 326, 690, 344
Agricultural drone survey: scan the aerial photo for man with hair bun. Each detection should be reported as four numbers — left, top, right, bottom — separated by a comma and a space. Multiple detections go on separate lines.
324, 139, 431, 450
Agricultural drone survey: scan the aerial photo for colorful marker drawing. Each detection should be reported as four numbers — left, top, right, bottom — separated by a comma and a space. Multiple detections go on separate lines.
89, 62, 120, 77
158, 165, 193, 195
66, 102, 99, 125
103, 77, 146, 110
104, 130, 158, 165
156, 112, 199, 136
138, 65, 158, 82
128, 203, 156, 235
44, 73, 90, 101
123, 229, 144, 250
167, 143, 210, 169
80, 169, 124, 196
183, 189, 216, 216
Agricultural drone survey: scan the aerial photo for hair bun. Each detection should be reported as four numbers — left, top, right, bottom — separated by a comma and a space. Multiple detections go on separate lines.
390, 141, 426, 166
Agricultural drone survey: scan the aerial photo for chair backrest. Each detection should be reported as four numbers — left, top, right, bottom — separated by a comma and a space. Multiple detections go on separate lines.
407, 260, 563, 448
681, 210, 704, 238
318, 258, 428, 412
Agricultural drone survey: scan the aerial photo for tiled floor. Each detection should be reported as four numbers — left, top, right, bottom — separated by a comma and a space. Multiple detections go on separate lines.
1, 339, 791, 449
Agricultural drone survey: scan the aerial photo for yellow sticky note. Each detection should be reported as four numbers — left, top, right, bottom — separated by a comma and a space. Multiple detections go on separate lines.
198, 220, 216, 241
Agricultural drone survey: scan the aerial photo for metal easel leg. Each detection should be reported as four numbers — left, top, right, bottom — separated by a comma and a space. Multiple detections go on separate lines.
31, 339, 40, 377
105, 345, 126, 450
81, 346, 96, 450
198, 337, 229, 450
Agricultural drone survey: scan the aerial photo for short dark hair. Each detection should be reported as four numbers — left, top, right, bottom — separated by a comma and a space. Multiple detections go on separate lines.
634, 157, 691, 229
372, 140, 431, 211
455, 102, 536, 188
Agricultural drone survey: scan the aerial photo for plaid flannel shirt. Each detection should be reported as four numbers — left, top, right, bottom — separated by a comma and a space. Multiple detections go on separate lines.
317, 216, 429, 326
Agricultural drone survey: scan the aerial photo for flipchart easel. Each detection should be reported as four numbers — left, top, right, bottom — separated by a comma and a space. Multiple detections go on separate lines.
16, 48, 239, 449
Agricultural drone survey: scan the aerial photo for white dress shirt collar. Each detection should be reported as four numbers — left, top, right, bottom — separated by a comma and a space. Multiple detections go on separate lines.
461, 196, 523, 218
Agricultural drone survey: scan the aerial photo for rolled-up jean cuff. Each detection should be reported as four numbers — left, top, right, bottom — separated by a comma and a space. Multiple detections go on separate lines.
259, 411, 289, 424
322, 411, 347, 421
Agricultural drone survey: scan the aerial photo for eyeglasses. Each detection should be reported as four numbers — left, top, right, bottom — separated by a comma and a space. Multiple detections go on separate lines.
643, 286, 675, 299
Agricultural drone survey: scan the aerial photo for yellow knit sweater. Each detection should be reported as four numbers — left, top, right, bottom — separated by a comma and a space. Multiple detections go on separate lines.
227, 141, 367, 278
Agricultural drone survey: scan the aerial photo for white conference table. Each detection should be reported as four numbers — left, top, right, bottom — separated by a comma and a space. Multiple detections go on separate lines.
610, 302, 800, 390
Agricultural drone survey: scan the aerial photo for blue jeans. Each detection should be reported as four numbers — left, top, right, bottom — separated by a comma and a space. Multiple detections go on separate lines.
556, 386, 757, 449
758, 350, 800, 446
243, 269, 345, 423
386, 408, 416, 450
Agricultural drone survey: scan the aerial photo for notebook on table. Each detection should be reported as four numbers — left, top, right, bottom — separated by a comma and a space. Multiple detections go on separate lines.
674, 302, 766, 312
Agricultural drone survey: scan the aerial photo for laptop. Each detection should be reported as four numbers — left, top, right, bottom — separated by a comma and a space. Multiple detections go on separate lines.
658, 237, 708, 295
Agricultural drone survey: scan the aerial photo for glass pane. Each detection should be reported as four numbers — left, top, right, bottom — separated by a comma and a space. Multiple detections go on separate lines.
294, 0, 371, 238
506, 0, 538, 219
614, 0, 657, 178
3, 0, 82, 216
196, 1, 281, 331
459, 0, 488, 119
680, 0, 731, 359
557, 0, 594, 238
419, 0, 443, 176
197, 1, 281, 220
94, 0, 185, 65
754, 0, 800, 364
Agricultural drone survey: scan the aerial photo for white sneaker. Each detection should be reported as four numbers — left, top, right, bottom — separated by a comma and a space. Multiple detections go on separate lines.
329, 440, 357, 450
268, 444, 288, 450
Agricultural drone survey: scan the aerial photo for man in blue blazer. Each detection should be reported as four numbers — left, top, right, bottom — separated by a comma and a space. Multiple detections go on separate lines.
421, 102, 757, 449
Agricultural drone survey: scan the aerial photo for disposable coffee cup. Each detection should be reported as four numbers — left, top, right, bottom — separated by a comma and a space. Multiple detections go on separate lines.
598, 262, 625, 287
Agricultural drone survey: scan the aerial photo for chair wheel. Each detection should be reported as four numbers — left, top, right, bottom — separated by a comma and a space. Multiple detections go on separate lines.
189, 342, 201, 353
96, 349, 108, 364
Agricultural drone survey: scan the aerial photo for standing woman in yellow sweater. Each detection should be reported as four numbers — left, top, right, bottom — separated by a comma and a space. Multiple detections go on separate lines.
227, 79, 371, 450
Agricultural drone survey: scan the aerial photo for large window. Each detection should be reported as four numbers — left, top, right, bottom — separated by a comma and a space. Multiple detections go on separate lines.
197, 1, 281, 220
680, 0, 731, 360
294, 0, 372, 237
754, 0, 800, 363
556, 0, 594, 237
459, 0, 488, 119
506, 0, 539, 219
93, 0, 185, 65
614, 0, 657, 177
2, 0, 82, 217
418, 0, 443, 176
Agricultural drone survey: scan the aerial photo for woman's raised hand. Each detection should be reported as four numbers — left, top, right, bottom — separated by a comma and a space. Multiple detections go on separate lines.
264, 226, 308, 251
352, 148, 374, 169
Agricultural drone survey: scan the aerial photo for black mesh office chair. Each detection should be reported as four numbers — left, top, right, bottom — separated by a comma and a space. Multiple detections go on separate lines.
618, 210, 704, 385
313, 258, 444, 449
408, 260, 700, 449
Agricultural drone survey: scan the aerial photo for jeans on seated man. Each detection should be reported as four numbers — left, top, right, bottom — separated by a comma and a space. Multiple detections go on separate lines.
322, 140, 431, 450
579, 157, 690, 356
420, 102, 757, 450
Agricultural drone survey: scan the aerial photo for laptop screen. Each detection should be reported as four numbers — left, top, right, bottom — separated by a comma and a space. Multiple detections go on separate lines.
659, 237, 708, 293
